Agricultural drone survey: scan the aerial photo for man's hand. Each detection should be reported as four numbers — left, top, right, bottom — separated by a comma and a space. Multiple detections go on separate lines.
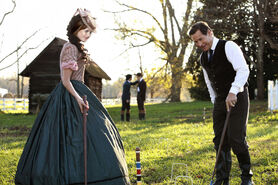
126, 100, 130, 103
225, 93, 237, 111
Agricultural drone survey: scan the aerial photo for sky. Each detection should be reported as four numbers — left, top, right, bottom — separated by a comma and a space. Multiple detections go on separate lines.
0, 0, 194, 83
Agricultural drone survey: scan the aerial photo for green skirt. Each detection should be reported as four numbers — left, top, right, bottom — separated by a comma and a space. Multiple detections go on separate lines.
15, 80, 130, 185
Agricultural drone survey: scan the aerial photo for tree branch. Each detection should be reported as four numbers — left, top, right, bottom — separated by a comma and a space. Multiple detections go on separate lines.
166, 0, 182, 37
137, 48, 144, 74
106, 27, 166, 51
0, 29, 40, 64
0, 0, 16, 27
166, 0, 176, 47
178, 0, 193, 49
161, 0, 170, 52
109, 40, 154, 62
0, 36, 48, 71
148, 61, 169, 81
103, 9, 134, 14
111, 0, 165, 33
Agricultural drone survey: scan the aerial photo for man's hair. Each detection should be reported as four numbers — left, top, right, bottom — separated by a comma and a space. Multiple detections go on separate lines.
136, 73, 143, 77
126, 74, 132, 80
189, 21, 212, 36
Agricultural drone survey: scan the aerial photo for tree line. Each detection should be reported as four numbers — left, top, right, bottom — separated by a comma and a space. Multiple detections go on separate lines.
108, 0, 278, 101
1, 0, 277, 101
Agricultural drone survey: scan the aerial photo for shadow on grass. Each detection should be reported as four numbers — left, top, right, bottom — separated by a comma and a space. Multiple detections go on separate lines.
0, 126, 31, 138
0, 136, 27, 151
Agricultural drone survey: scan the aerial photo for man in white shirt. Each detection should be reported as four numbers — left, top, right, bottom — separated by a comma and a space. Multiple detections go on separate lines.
189, 21, 253, 185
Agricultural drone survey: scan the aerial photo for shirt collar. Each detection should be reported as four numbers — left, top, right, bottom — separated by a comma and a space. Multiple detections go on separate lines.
139, 78, 143, 82
211, 37, 219, 51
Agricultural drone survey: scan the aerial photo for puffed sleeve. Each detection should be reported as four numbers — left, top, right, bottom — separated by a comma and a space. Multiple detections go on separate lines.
60, 44, 78, 71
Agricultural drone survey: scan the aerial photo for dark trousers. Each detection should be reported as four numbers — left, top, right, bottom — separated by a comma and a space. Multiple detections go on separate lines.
213, 87, 249, 154
121, 99, 131, 121
213, 87, 253, 184
121, 99, 130, 111
137, 96, 145, 120
137, 96, 145, 111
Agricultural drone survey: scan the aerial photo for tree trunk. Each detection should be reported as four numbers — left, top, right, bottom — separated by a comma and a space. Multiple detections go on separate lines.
256, 0, 265, 100
170, 60, 182, 102
16, 50, 20, 98
150, 88, 154, 98
256, 36, 265, 100
20, 76, 24, 98
17, 74, 20, 98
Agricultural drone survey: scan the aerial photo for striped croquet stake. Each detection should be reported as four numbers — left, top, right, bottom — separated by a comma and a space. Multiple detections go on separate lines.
136, 147, 142, 185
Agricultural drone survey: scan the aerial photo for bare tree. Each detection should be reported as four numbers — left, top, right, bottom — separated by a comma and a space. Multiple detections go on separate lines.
0, 30, 41, 70
0, 0, 16, 27
106, 0, 195, 102
0, 0, 48, 97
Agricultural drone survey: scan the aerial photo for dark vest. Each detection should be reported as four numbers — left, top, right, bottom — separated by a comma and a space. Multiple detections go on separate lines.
200, 40, 236, 99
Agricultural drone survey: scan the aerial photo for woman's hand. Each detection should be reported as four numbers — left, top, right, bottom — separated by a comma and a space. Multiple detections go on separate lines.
61, 69, 90, 113
76, 97, 89, 113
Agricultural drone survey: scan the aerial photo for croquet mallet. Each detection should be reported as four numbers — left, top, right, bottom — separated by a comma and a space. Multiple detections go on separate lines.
82, 95, 89, 185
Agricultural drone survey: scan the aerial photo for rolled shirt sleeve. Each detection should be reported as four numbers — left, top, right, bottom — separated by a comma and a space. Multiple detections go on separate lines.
225, 41, 249, 95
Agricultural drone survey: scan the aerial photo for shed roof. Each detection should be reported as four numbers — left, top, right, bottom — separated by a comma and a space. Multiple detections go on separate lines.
20, 37, 111, 80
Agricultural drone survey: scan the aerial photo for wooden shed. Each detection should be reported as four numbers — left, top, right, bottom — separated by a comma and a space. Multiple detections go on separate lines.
20, 37, 111, 114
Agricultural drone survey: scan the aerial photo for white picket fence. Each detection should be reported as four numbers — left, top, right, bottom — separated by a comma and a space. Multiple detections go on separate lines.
268, 80, 278, 112
102, 97, 166, 106
0, 97, 165, 111
0, 98, 29, 111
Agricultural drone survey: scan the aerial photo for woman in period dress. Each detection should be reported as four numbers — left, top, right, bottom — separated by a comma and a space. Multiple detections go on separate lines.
15, 8, 130, 185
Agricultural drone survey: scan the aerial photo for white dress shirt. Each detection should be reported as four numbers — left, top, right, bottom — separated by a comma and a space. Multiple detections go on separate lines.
137, 78, 143, 92
202, 37, 250, 104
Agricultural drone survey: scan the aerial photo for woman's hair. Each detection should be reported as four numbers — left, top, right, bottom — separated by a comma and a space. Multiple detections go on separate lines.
66, 14, 89, 62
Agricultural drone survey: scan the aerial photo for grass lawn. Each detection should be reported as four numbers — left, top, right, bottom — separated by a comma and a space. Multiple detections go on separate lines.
0, 101, 277, 184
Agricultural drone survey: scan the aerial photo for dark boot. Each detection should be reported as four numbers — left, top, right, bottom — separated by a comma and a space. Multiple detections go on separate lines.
126, 113, 130, 122
139, 113, 142, 120
142, 113, 145, 120
237, 152, 253, 185
121, 114, 124, 121
213, 150, 231, 185
121, 110, 125, 121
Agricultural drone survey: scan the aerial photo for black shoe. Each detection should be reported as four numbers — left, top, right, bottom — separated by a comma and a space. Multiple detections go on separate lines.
126, 113, 130, 122
236, 152, 253, 185
241, 177, 254, 185
213, 178, 229, 185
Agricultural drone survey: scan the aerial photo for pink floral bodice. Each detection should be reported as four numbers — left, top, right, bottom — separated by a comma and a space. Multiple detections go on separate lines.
60, 42, 86, 82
